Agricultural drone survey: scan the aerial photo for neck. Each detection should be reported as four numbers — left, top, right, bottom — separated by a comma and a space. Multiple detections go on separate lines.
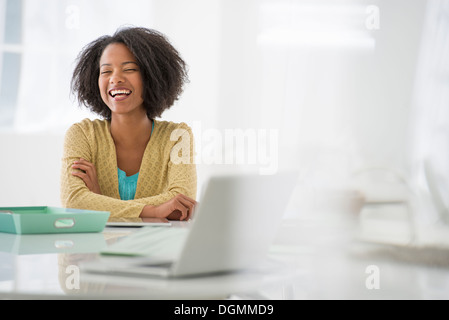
110, 112, 153, 148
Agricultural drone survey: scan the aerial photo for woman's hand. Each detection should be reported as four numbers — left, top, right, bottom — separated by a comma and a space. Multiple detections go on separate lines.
141, 194, 197, 221
71, 158, 102, 195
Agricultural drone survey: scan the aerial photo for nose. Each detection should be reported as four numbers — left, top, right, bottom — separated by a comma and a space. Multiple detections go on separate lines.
109, 70, 125, 84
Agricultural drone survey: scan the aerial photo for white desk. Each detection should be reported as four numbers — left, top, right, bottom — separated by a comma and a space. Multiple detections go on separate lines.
0, 221, 299, 300
1, 213, 449, 300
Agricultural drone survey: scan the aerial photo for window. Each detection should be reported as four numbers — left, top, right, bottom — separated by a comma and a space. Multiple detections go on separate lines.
0, 0, 153, 132
0, 0, 22, 128
409, 0, 449, 221
255, 0, 378, 186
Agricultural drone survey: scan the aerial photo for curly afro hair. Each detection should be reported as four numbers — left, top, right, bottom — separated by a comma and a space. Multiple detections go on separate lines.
71, 27, 188, 120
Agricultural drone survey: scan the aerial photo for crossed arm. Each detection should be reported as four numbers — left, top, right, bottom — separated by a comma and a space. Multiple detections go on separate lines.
70, 158, 196, 221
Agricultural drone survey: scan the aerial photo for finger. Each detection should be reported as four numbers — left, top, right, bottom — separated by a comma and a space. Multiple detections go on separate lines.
72, 161, 97, 179
180, 201, 195, 220
71, 170, 92, 188
177, 194, 197, 206
75, 158, 95, 168
74, 159, 96, 170
71, 163, 91, 173
174, 194, 197, 214
180, 195, 197, 213
72, 165, 94, 182
75, 158, 92, 164
171, 198, 189, 221
174, 197, 195, 220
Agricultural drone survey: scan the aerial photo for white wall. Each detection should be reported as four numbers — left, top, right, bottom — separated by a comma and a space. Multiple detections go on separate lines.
0, 132, 63, 206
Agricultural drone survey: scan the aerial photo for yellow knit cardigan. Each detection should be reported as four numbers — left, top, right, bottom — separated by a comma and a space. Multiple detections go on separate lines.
60, 118, 197, 219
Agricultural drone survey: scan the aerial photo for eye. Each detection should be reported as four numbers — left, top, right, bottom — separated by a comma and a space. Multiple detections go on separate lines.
100, 70, 111, 75
124, 68, 138, 72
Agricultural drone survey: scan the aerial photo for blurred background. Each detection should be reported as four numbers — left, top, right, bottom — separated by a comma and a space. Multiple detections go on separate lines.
0, 0, 448, 231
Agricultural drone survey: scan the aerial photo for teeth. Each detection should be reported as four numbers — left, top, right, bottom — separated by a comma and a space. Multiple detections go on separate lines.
110, 89, 131, 97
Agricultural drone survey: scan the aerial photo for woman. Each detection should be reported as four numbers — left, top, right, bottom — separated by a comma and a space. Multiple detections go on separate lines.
60, 27, 197, 220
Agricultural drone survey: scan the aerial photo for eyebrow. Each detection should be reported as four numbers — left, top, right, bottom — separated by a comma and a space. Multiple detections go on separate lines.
100, 61, 139, 68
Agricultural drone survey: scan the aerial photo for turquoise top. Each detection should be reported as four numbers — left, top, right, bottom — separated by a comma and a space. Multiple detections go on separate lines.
117, 169, 139, 200
117, 121, 154, 201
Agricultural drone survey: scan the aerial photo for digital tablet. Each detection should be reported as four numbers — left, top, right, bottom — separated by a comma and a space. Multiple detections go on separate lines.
106, 217, 171, 227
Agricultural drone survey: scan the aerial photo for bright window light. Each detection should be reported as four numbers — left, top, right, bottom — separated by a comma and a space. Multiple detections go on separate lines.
257, 3, 376, 49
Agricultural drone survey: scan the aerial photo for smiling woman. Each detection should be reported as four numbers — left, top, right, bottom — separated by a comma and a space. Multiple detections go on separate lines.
60, 27, 197, 221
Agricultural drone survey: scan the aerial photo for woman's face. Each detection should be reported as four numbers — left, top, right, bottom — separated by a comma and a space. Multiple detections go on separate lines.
98, 42, 145, 118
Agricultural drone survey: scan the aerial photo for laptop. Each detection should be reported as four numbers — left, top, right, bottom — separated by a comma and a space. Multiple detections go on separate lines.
81, 171, 298, 278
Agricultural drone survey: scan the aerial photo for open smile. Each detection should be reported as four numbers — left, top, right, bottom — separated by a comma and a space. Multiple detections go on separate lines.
109, 88, 132, 98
